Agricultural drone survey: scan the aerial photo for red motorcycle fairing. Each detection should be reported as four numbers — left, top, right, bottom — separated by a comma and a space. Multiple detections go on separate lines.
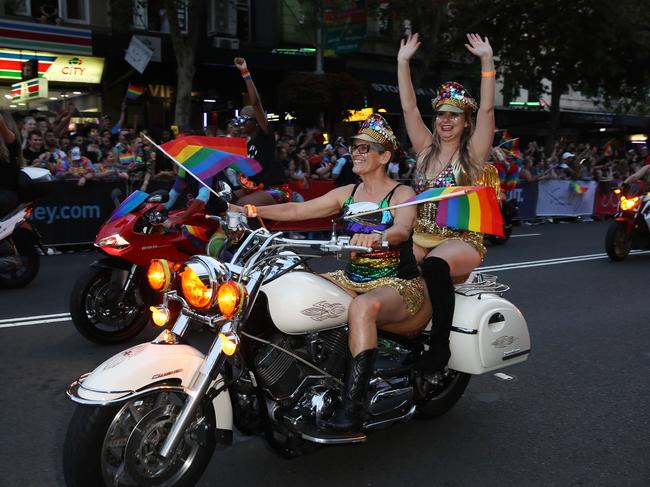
95, 203, 219, 268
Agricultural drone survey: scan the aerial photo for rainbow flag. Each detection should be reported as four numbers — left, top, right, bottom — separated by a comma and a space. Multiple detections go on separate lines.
119, 151, 135, 165
126, 83, 145, 99
570, 181, 588, 194
108, 190, 149, 223
505, 164, 520, 191
406, 186, 504, 237
160, 136, 262, 182
181, 225, 209, 250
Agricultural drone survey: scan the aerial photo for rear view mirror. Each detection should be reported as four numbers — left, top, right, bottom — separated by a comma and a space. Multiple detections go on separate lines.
216, 181, 232, 202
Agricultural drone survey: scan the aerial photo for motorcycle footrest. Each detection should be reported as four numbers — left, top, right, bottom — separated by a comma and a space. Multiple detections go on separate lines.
298, 423, 367, 445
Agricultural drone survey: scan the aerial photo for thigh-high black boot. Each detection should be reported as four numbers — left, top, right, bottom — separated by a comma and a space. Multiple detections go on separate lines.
321, 348, 376, 432
418, 256, 455, 374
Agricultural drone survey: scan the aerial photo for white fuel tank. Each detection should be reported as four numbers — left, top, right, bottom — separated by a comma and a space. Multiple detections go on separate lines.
261, 271, 352, 334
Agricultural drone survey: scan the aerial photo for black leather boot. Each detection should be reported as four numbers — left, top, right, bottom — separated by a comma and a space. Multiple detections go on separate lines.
418, 257, 454, 374
322, 348, 376, 432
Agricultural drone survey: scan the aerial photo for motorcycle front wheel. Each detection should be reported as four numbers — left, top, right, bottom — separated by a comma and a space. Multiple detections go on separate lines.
63, 392, 216, 487
605, 221, 631, 261
70, 265, 150, 343
414, 369, 471, 419
0, 228, 40, 289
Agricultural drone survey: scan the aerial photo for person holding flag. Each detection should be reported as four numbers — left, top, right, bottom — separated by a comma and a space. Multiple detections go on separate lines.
231, 57, 291, 206
397, 32, 497, 374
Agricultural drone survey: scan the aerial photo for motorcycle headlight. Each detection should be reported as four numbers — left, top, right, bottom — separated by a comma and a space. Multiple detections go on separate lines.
97, 233, 130, 249
147, 259, 173, 292
217, 281, 247, 318
620, 195, 639, 211
180, 256, 231, 310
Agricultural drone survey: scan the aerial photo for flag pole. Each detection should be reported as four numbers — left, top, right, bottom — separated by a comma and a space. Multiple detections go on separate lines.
140, 132, 221, 199
342, 190, 472, 220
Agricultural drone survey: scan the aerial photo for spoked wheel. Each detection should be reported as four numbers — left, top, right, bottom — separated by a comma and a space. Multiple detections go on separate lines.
63, 392, 216, 487
0, 229, 40, 289
70, 265, 150, 343
414, 368, 471, 418
605, 221, 632, 261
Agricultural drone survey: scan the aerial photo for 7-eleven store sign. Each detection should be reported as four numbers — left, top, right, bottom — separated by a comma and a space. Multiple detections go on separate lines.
11, 78, 48, 102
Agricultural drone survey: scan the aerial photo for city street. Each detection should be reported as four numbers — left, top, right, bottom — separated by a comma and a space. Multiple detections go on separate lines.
1, 220, 648, 487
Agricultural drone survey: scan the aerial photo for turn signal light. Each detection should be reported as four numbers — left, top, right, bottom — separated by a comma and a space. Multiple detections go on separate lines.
150, 306, 170, 327
620, 195, 639, 211
217, 281, 245, 318
219, 333, 238, 356
180, 267, 213, 309
147, 259, 172, 292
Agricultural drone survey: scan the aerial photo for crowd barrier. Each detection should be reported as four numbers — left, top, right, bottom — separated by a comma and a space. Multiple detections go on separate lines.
30, 178, 625, 247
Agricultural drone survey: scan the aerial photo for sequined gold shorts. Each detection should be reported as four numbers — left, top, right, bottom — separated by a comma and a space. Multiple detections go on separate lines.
326, 271, 425, 316
413, 225, 487, 259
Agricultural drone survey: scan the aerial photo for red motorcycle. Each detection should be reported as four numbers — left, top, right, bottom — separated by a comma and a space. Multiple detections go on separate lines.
70, 189, 227, 343
605, 183, 650, 261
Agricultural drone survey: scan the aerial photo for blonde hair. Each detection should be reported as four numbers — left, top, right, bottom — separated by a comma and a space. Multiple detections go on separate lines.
0, 111, 24, 168
416, 114, 483, 184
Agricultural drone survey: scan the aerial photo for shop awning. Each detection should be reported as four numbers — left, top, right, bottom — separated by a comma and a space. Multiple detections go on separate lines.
0, 19, 92, 56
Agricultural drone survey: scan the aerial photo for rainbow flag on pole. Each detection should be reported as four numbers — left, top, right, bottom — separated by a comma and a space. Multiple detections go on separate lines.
126, 83, 145, 99
406, 186, 504, 237
160, 136, 262, 182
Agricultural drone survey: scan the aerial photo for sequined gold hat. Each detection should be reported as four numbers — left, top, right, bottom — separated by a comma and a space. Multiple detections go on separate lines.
431, 81, 478, 112
354, 114, 399, 152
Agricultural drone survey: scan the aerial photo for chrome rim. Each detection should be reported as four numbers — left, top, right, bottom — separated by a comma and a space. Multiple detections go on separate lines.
100, 392, 203, 487
84, 271, 143, 332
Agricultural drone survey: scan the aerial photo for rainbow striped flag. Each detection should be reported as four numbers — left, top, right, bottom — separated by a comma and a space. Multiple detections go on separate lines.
126, 83, 145, 99
181, 225, 210, 250
119, 151, 135, 165
108, 190, 149, 223
406, 186, 504, 237
160, 136, 262, 182
570, 181, 588, 194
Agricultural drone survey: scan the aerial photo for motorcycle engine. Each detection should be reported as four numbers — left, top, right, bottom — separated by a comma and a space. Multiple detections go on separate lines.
253, 328, 348, 402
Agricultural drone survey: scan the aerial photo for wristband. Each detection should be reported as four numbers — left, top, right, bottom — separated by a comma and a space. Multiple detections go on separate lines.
481, 71, 496, 77
244, 204, 257, 218
241, 69, 251, 80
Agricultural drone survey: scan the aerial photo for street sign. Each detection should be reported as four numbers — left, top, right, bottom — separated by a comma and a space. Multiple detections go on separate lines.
125, 36, 153, 74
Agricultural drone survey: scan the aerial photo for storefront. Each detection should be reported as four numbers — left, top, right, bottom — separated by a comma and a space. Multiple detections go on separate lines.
0, 19, 104, 117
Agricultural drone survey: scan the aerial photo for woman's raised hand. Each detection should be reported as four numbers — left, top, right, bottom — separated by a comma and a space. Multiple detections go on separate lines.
397, 33, 421, 63
464, 33, 492, 60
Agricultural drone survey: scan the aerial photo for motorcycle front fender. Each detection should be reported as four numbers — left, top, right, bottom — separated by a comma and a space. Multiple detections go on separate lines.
66, 341, 233, 431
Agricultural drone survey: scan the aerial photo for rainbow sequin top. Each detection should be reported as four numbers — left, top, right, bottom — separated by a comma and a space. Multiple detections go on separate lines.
341, 184, 418, 283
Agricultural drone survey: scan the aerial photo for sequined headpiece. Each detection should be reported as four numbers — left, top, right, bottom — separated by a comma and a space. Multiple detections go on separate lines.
431, 81, 478, 112
355, 114, 399, 152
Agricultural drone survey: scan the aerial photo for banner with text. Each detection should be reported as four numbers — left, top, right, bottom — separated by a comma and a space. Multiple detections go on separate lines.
536, 180, 598, 216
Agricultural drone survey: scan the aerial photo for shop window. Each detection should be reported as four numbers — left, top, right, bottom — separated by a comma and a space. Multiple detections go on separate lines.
208, 0, 250, 41
133, 0, 188, 33
60, 0, 89, 24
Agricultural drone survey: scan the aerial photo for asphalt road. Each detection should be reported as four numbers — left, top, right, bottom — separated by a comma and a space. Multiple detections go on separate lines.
1, 220, 649, 487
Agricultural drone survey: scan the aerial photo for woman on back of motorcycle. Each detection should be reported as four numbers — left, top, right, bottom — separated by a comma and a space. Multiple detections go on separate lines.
0, 111, 23, 214
397, 33, 496, 375
230, 114, 425, 433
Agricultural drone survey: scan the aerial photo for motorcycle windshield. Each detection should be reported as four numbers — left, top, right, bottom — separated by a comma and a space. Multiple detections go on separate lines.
108, 190, 150, 223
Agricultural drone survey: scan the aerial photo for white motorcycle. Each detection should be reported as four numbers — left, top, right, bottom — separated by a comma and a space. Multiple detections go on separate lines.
63, 210, 531, 487
0, 166, 51, 288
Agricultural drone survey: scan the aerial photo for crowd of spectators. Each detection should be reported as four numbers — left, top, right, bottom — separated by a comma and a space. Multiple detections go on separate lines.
10, 101, 649, 198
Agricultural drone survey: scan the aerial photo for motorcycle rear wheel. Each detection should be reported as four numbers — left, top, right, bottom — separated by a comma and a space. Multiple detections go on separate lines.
70, 265, 149, 343
63, 392, 216, 487
0, 229, 40, 289
605, 221, 631, 261
414, 369, 471, 419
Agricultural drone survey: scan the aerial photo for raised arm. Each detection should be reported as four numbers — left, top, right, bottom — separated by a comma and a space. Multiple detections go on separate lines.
397, 33, 432, 154
624, 164, 650, 184
466, 33, 496, 165
234, 57, 269, 133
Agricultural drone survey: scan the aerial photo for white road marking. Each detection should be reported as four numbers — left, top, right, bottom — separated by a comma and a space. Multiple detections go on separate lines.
0, 315, 71, 329
478, 250, 650, 272
0, 312, 70, 324
509, 233, 541, 238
